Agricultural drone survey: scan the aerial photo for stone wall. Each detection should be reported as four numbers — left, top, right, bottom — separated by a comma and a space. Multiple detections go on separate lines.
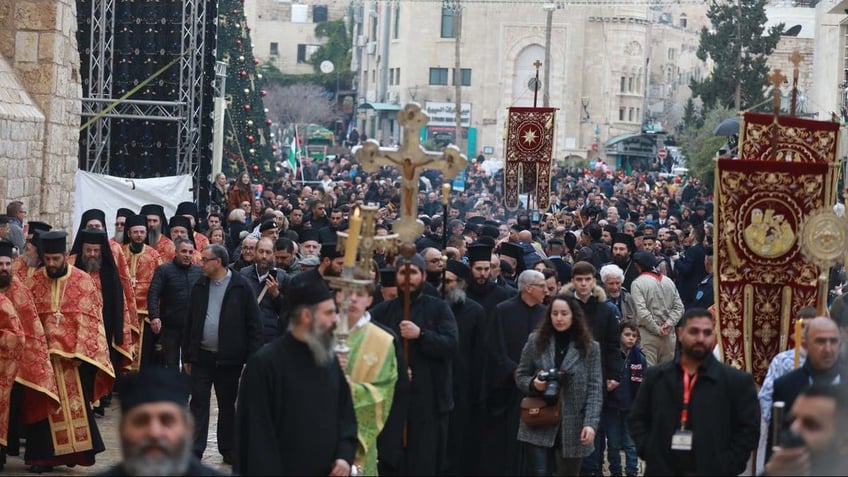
0, 0, 80, 229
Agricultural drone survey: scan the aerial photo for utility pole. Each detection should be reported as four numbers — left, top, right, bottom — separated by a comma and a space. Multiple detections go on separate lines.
543, 4, 557, 107
453, 0, 464, 153
734, 0, 742, 111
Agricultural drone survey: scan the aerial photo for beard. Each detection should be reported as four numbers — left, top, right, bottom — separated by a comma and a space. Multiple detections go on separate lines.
83, 257, 101, 273
46, 263, 68, 279
0, 272, 11, 288
113, 231, 124, 243
613, 255, 629, 268
121, 433, 192, 476
24, 254, 39, 268
426, 270, 442, 287
444, 286, 466, 306
467, 278, 491, 294
305, 317, 335, 366
129, 241, 144, 254
255, 258, 272, 275
148, 228, 161, 245
682, 342, 709, 361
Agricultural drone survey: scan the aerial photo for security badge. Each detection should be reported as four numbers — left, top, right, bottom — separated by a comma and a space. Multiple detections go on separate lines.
671, 429, 693, 451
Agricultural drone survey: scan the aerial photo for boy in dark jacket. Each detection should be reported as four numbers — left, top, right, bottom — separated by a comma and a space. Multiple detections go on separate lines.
604, 321, 645, 477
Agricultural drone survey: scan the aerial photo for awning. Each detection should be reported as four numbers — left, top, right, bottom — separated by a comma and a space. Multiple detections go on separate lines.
359, 102, 402, 112
604, 133, 642, 148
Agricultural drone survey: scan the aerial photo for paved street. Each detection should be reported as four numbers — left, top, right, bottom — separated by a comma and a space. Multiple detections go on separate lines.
2, 392, 231, 475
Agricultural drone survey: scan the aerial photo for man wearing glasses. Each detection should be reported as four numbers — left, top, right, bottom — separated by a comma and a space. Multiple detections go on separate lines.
182, 244, 262, 466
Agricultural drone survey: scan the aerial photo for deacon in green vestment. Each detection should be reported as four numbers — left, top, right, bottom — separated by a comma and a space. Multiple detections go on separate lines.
336, 285, 398, 476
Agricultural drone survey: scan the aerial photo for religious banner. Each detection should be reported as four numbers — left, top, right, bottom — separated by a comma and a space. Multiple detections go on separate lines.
504, 107, 556, 211
715, 112, 841, 385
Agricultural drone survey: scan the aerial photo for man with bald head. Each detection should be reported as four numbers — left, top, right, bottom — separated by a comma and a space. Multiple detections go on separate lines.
767, 316, 846, 456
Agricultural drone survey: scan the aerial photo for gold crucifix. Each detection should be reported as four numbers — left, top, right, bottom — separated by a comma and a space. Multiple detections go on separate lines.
354, 103, 468, 242
789, 50, 804, 116
768, 68, 787, 160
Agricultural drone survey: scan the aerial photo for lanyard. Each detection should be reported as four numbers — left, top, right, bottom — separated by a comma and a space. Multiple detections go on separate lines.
680, 367, 698, 430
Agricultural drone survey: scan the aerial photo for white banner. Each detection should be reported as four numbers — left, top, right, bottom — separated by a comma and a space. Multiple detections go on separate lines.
73, 171, 194, 237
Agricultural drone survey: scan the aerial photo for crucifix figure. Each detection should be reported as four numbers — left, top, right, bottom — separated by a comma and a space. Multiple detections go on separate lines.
354, 103, 468, 242
789, 50, 804, 116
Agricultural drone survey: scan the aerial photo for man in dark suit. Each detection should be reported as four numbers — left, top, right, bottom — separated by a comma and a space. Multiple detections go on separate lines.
674, 225, 707, 309
768, 316, 844, 456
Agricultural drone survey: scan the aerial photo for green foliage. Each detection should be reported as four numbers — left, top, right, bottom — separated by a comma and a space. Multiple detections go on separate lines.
261, 62, 354, 93
308, 19, 353, 92
682, 98, 704, 132
218, 0, 274, 178
679, 107, 733, 190
690, 0, 783, 111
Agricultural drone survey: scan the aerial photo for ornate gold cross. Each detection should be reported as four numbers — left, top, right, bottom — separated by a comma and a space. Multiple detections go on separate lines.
768, 69, 786, 159
789, 50, 804, 116
337, 204, 399, 273
354, 103, 467, 242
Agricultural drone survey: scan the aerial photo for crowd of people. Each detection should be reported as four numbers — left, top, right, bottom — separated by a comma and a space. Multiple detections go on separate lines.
0, 151, 845, 476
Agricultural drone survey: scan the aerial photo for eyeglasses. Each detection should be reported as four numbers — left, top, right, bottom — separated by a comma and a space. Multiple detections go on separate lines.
200, 256, 219, 264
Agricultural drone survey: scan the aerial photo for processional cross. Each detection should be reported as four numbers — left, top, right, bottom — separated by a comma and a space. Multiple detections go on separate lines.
354, 103, 468, 242
789, 51, 804, 116
768, 68, 786, 159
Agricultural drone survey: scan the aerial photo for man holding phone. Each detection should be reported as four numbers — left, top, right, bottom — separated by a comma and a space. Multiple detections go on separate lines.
240, 236, 290, 345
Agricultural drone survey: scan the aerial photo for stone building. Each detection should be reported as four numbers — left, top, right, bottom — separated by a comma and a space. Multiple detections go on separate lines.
0, 0, 79, 229
350, 1, 708, 168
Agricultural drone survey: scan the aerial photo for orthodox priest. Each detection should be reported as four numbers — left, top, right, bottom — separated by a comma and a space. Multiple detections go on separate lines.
123, 214, 163, 370
12, 221, 51, 283
369, 253, 459, 475
465, 243, 516, 316
175, 201, 210, 251
0, 288, 24, 472
23, 231, 114, 472
335, 280, 398, 476
70, 229, 133, 373
479, 269, 547, 475
0, 241, 60, 469
235, 273, 357, 476
140, 204, 175, 262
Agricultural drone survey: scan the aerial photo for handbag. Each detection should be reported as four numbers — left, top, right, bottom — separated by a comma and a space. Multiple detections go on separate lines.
520, 396, 560, 427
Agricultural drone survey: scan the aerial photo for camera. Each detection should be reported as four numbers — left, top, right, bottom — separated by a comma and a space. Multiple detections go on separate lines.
537, 368, 563, 404
531, 211, 541, 223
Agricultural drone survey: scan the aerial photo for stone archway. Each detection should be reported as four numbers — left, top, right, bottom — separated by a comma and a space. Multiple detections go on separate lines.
511, 44, 546, 107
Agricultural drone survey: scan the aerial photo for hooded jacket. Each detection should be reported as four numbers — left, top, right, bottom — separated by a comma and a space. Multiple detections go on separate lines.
559, 283, 623, 383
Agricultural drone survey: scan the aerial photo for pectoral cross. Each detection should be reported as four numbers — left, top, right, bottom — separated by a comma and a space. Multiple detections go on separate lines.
354, 103, 467, 242
53, 310, 63, 325
789, 51, 804, 116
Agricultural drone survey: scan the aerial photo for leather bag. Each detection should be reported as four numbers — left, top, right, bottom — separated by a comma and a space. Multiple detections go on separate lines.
520, 396, 560, 427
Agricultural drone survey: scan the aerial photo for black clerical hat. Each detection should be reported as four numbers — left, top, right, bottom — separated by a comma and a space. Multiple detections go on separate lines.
27, 221, 52, 237
139, 204, 165, 217
379, 268, 397, 288
0, 241, 14, 258
259, 221, 277, 233
479, 225, 499, 239
168, 216, 192, 232
320, 242, 343, 260
467, 243, 493, 264
117, 368, 190, 413
299, 228, 320, 243
125, 214, 147, 230
80, 228, 108, 245
483, 219, 501, 228
80, 209, 106, 229
286, 272, 334, 310
116, 208, 134, 219
499, 242, 523, 261
0, 217, 8, 226
612, 233, 635, 253
445, 260, 470, 282
467, 216, 485, 226
175, 201, 198, 219
39, 231, 68, 254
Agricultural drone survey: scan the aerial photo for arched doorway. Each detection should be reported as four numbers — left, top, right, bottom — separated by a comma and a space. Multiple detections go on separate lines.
512, 44, 545, 107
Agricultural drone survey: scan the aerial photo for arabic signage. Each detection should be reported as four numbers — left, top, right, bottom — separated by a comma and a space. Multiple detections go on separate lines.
424, 101, 472, 127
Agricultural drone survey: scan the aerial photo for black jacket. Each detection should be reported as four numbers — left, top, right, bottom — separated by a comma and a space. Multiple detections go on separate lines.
675, 243, 707, 306
561, 284, 623, 383
182, 271, 263, 366
95, 458, 225, 476
147, 260, 204, 329
628, 353, 760, 476
239, 265, 290, 344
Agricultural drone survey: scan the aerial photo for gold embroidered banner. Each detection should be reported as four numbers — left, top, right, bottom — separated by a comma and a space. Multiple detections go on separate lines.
504, 107, 555, 211
716, 112, 840, 385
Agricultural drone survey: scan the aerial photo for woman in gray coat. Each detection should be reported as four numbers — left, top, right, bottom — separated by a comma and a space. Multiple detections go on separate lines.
516, 294, 603, 476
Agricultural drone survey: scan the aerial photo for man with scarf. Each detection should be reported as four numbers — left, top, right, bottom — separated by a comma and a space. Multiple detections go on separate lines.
69, 229, 133, 416
442, 260, 487, 475
123, 214, 164, 370
369, 253, 459, 475
0, 241, 60, 471
23, 231, 114, 473
140, 204, 175, 262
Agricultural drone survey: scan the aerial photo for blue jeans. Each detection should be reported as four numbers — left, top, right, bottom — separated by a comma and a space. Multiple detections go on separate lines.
603, 408, 638, 476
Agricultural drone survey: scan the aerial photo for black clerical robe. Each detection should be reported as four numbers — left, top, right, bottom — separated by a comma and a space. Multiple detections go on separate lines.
466, 280, 517, 315
479, 294, 545, 475
234, 333, 357, 476
370, 291, 459, 475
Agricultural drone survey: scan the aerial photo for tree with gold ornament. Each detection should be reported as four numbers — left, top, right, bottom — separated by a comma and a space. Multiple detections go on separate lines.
218, 0, 276, 178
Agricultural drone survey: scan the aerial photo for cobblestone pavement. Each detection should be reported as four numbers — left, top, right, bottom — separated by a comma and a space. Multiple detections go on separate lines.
2, 392, 231, 475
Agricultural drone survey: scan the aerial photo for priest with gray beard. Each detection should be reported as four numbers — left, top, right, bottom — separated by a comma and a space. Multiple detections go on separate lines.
442, 260, 487, 476
234, 272, 356, 476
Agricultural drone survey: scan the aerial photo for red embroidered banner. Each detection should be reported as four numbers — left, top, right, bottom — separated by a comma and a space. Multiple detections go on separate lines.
504, 107, 555, 211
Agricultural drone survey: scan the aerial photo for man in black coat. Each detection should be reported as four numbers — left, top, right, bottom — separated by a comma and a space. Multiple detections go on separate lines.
96, 368, 225, 476
628, 308, 760, 475
148, 238, 204, 368
182, 244, 262, 464
465, 243, 517, 315
369, 253, 459, 476
479, 269, 547, 475
674, 225, 707, 309
239, 237, 290, 343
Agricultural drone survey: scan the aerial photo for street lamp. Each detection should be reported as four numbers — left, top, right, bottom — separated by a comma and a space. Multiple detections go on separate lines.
542, 3, 563, 108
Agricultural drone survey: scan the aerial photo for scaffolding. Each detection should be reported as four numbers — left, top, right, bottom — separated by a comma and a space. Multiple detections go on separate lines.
78, 0, 210, 187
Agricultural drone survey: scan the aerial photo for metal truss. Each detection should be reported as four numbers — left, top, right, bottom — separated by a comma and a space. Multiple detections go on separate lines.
80, 0, 208, 185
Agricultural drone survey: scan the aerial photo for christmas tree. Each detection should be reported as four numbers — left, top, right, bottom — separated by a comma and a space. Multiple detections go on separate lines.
218, 0, 276, 178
